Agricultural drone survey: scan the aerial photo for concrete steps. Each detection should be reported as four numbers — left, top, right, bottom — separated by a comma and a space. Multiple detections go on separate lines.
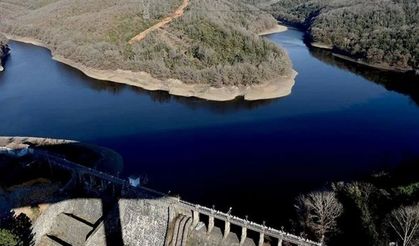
38, 235, 69, 246
46, 213, 96, 246
33, 199, 107, 246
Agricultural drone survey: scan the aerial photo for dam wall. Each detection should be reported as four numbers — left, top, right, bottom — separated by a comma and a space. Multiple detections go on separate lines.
1, 137, 320, 246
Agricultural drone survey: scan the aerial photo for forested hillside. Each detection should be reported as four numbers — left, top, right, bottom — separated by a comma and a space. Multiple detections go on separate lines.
258, 0, 419, 72
0, 0, 293, 87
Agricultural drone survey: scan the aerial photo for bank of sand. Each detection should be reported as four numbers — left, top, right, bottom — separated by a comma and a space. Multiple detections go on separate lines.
3, 33, 296, 101
258, 24, 288, 36
311, 42, 333, 50
309, 38, 415, 73
332, 53, 413, 73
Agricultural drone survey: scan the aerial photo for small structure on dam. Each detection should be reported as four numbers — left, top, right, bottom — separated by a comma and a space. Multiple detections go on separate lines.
0, 137, 321, 246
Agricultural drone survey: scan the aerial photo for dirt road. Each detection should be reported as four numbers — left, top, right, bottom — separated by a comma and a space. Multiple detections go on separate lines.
128, 0, 189, 44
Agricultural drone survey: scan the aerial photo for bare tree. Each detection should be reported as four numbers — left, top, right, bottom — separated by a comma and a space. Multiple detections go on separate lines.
295, 191, 343, 244
388, 203, 419, 246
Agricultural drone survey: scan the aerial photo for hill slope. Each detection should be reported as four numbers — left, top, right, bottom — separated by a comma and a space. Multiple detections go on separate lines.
0, 0, 295, 100
259, 0, 418, 72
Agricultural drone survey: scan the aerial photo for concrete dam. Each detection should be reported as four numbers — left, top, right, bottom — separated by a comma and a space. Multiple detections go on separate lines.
0, 137, 320, 246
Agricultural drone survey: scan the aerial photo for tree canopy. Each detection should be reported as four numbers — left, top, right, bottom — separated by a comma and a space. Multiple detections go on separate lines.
0, 0, 293, 86
259, 0, 418, 71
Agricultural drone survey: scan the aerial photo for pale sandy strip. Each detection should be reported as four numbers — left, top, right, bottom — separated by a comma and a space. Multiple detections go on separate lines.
258, 24, 288, 36
311, 42, 333, 50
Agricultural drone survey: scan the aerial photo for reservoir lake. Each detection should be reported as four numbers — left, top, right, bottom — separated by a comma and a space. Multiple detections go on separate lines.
1, 27, 418, 227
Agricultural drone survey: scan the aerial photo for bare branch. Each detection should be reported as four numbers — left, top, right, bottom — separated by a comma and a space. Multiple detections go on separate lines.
296, 191, 343, 243
388, 203, 419, 246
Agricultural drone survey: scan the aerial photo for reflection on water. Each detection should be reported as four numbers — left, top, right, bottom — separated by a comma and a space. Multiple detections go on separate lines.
308, 48, 419, 105
127, 89, 277, 114
54, 54, 275, 114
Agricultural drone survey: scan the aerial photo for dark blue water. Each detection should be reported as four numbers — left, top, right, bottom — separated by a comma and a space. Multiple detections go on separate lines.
1, 27, 418, 227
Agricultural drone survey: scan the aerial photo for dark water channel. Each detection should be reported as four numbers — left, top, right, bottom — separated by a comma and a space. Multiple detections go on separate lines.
1, 27, 418, 228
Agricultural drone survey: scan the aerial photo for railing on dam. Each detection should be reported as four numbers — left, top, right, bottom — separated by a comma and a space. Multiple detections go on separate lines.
31, 148, 321, 246
177, 200, 321, 246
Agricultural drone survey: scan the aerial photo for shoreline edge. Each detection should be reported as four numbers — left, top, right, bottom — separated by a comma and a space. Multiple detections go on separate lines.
2, 27, 297, 102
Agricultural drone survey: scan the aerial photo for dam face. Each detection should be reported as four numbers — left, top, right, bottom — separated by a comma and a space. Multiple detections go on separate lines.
0, 137, 319, 246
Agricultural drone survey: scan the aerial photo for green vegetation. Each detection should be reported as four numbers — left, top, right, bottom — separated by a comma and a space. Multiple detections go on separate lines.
0, 0, 292, 86
0, 211, 34, 246
0, 229, 18, 246
257, 0, 418, 72
398, 182, 419, 196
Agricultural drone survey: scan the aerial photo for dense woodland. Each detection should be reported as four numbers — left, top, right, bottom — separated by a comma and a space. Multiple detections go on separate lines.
255, 0, 419, 71
0, 0, 292, 86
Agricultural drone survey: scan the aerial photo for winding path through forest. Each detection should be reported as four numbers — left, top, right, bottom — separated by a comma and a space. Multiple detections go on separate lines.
128, 0, 190, 44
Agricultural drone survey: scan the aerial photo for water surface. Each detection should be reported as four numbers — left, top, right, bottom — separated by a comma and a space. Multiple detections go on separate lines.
1, 27, 418, 227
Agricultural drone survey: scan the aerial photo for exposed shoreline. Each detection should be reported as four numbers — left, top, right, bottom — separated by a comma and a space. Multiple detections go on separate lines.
2, 32, 297, 102
332, 53, 414, 73
308, 40, 415, 73
258, 24, 288, 36
310, 42, 333, 50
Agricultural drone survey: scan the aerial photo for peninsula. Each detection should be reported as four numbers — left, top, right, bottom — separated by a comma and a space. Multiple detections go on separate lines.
0, 0, 296, 101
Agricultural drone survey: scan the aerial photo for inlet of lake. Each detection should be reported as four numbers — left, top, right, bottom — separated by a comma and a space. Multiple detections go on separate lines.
1, 27, 418, 228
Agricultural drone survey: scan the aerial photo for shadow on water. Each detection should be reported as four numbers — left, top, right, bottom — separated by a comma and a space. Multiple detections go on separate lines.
80, 79, 276, 114
308, 47, 419, 105
130, 89, 279, 114
49, 51, 276, 114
